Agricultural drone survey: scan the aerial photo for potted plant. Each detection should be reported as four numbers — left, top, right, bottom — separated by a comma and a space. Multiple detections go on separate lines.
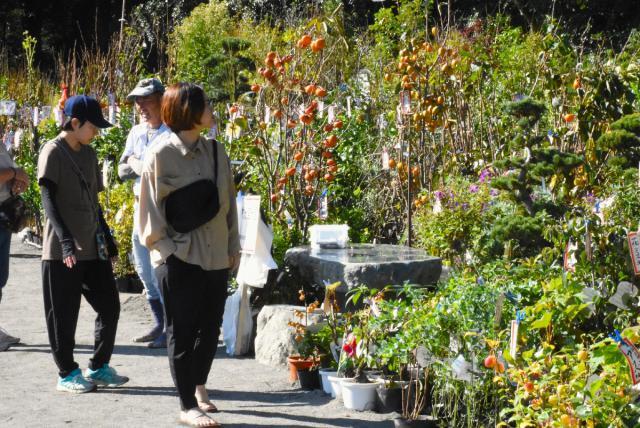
287, 288, 322, 384
337, 286, 383, 411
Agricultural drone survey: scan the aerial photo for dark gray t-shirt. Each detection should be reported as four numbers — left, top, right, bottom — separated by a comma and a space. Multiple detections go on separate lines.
37, 137, 104, 261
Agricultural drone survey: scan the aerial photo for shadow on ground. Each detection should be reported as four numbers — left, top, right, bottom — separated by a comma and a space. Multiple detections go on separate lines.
223, 409, 392, 427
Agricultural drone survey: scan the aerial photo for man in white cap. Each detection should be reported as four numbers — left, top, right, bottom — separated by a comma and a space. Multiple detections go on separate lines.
119, 78, 171, 348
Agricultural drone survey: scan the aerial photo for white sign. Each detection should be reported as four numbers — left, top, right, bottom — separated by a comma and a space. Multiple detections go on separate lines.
0, 101, 16, 116
239, 195, 261, 254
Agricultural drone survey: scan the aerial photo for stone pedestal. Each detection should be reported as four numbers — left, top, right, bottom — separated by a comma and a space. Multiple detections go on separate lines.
284, 244, 442, 294
254, 304, 325, 367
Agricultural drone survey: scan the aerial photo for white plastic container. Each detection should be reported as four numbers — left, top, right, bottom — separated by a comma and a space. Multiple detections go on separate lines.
319, 368, 338, 395
327, 375, 352, 399
340, 378, 378, 411
309, 224, 349, 249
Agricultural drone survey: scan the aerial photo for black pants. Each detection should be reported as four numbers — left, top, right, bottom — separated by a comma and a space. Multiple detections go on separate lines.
155, 255, 228, 410
42, 260, 120, 378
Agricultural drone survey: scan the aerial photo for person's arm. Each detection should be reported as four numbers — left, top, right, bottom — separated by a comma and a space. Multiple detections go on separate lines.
39, 178, 76, 258
138, 152, 176, 261
118, 130, 138, 181
0, 167, 28, 186
97, 206, 118, 258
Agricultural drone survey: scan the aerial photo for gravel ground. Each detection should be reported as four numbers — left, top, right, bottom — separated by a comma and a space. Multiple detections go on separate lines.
0, 235, 394, 427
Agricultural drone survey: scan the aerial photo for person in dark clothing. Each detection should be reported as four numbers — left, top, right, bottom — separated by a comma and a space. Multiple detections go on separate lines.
38, 95, 129, 393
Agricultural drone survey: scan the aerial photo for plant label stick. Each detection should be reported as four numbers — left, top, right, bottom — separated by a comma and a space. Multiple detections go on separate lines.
108, 92, 117, 125
563, 240, 577, 272
318, 189, 328, 220
264, 106, 271, 124
317, 100, 324, 117
509, 320, 519, 358
346, 96, 352, 117
400, 91, 411, 114
32, 107, 39, 126
612, 331, 640, 385
628, 232, 640, 276
494, 294, 505, 327
381, 148, 389, 170
328, 105, 335, 123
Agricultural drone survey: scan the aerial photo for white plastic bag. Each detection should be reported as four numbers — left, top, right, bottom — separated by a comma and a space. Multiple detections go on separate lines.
222, 282, 253, 356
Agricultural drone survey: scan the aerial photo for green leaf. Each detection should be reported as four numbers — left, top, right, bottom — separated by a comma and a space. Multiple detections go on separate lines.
529, 312, 552, 329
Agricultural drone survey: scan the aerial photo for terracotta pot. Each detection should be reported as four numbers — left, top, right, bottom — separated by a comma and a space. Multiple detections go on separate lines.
287, 355, 317, 381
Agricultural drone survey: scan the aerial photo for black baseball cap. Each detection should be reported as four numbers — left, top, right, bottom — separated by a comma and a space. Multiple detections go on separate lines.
63, 95, 112, 128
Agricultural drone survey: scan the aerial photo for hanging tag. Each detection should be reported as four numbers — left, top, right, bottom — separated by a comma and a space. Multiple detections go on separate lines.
563, 240, 577, 272
612, 330, 640, 384
317, 100, 324, 118
318, 189, 329, 220
0, 100, 17, 116
400, 91, 411, 115
346, 96, 352, 117
628, 232, 640, 276
328, 105, 335, 123
381, 148, 389, 170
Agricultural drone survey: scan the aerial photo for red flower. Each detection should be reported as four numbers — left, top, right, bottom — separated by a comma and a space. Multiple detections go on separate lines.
342, 336, 357, 358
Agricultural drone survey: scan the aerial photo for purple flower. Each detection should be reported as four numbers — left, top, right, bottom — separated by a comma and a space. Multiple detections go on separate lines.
469, 184, 479, 193
461, 203, 469, 210
434, 190, 444, 200
585, 192, 595, 205
479, 168, 493, 183
490, 189, 499, 197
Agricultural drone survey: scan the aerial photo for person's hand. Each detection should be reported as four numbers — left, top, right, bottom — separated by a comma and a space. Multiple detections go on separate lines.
11, 179, 27, 195
13, 168, 29, 185
229, 253, 241, 273
63, 254, 77, 269
127, 156, 139, 166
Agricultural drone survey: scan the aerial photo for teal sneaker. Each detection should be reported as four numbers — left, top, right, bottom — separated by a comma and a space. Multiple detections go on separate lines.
84, 364, 129, 387
57, 368, 96, 394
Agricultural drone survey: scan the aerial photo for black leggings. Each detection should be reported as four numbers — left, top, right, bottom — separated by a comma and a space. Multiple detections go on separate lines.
155, 255, 229, 410
42, 260, 120, 378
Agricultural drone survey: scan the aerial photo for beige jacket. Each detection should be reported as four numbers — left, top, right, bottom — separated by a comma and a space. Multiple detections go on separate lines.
137, 132, 240, 270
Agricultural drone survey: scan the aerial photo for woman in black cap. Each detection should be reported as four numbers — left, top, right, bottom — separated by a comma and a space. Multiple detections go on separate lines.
38, 95, 129, 393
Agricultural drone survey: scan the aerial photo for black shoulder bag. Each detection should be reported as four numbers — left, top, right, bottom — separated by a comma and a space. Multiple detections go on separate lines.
164, 139, 220, 234
54, 140, 115, 260
0, 187, 27, 233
